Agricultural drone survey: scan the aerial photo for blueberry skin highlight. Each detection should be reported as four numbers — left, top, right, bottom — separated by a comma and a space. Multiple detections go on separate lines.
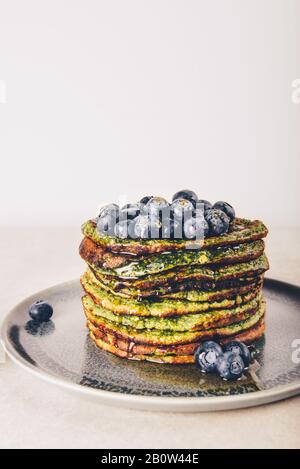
140, 195, 153, 205
216, 351, 245, 381
213, 201, 235, 221
120, 203, 141, 220
172, 190, 198, 207
197, 199, 212, 211
28, 300, 53, 322
171, 198, 194, 218
224, 341, 251, 368
205, 209, 230, 236
97, 204, 119, 236
195, 341, 223, 373
114, 219, 135, 239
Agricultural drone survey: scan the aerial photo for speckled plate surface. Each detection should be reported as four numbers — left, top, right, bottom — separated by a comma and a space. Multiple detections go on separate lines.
1, 278, 300, 412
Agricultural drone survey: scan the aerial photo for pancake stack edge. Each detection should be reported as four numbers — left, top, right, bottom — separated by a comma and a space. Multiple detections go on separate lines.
79, 217, 269, 364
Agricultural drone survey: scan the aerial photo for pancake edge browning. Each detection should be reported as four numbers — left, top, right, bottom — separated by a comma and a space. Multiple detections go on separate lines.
79, 236, 265, 276
81, 270, 262, 317
89, 268, 264, 299
83, 298, 266, 346
91, 254, 269, 291
82, 292, 262, 331
88, 318, 265, 363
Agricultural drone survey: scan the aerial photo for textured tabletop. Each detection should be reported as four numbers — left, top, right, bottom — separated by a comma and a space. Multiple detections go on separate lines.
0, 226, 299, 449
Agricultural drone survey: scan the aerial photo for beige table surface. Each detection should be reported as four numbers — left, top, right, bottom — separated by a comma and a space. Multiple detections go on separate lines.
0, 226, 300, 449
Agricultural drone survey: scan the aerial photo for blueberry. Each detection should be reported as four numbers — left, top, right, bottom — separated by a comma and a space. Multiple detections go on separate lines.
134, 215, 151, 239
161, 217, 182, 239
28, 300, 53, 322
97, 211, 118, 236
213, 201, 235, 221
98, 203, 119, 218
216, 351, 245, 381
195, 341, 223, 373
140, 195, 153, 205
183, 214, 209, 239
224, 341, 251, 369
171, 198, 194, 218
114, 219, 135, 238
151, 216, 163, 238
97, 204, 119, 236
205, 209, 230, 236
194, 210, 209, 236
134, 215, 162, 239
172, 190, 198, 207
197, 199, 212, 211
146, 197, 170, 217
120, 203, 141, 220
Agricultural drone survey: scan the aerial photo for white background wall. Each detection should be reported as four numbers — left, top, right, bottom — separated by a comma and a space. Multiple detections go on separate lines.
0, 0, 299, 226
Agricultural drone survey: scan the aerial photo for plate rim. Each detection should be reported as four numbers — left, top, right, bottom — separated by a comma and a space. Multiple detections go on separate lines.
1, 277, 300, 412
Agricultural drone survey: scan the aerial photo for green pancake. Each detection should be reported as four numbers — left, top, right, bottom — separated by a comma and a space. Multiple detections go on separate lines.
80, 234, 265, 277
88, 319, 265, 363
82, 217, 268, 255
81, 269, 261, 317
84, 298, 266, 346
80, 238, 264, 278
160, 280, 262, 301
82, 293, 261, 332
88, 318, 265, 357
92, 254, 269, 292
89, 267, 262, 299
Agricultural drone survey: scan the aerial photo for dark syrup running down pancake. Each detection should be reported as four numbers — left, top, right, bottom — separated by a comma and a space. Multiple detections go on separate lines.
79, 195, 269, 364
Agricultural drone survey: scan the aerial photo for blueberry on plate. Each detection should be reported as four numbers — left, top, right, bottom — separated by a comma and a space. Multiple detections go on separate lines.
29, 300, 53, 322
140, 195, 153, 205
216, 351, 245, 381
114, 219, 135, 238
205, 209, 230, 236
195, 341, 223, 373
171, 198, 194, 218
224, 341, 251, 368
172, 190, 198, 207
146, 197, 170, 217
120, 203, 141, 220
213, 201, 235, 221
183, 215, 209, 239
197, 199, 212, 211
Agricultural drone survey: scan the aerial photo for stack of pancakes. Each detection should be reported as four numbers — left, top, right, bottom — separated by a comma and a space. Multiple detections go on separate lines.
79, 217, 269, 364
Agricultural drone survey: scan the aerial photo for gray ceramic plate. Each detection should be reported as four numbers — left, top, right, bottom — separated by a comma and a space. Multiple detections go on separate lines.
1, 278, 300, 412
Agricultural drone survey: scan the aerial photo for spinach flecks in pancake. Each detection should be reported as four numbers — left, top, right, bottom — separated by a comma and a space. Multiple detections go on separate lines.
89, 269, 263, 299
81, 269, 261, 318
82, 293, 261, 332
91, 254, 269, 291
79, 236, 265, 278
83, 298, 266, 346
